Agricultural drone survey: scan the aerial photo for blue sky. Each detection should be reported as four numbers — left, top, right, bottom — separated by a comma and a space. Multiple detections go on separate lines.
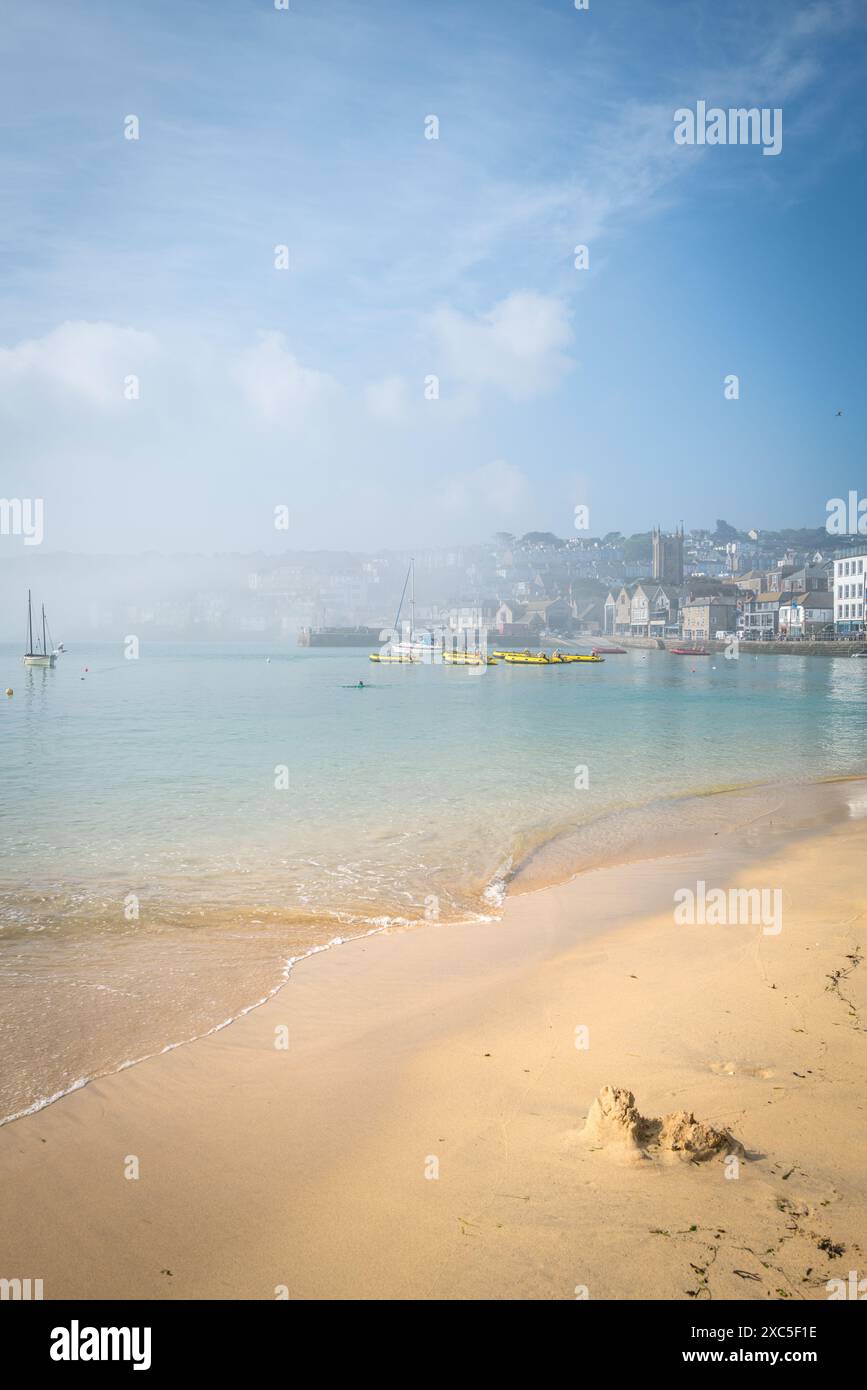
1, 0, 865, 552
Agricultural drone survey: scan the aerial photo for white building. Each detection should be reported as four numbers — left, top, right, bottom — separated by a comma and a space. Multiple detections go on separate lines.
629, 584, 652, 636
779, 592, 834, 639
833, 554, 867, 635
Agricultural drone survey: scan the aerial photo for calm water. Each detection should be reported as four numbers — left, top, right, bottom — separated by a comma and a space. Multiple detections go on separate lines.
2, 639, 867, 1122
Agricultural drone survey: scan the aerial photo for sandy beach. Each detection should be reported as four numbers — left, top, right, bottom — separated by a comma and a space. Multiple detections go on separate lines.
1, 803, 865, 1301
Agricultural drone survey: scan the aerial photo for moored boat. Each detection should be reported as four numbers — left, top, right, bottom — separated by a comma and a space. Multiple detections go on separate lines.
505, 650, 604, 665
23, 591, 61, 668
369, 557, 445, 662
669, 646, 710, 656
442, 650, 497, 665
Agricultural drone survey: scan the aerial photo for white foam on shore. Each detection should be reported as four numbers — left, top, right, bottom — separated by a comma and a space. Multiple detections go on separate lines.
0, 928, 386, 1129
6, 773, 864, 1131
0, 904, 501, 1130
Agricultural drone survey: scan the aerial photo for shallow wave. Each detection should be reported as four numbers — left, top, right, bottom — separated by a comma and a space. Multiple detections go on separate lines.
3, 769, 865, 1128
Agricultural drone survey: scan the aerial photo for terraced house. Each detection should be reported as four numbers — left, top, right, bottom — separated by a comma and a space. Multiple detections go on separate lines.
739, 590, 786, 639
648, 584, 681, 638
606, 584, 637, 637
778, 592, 834, 638
681, 598, 739, 642
629, 584, 652, 636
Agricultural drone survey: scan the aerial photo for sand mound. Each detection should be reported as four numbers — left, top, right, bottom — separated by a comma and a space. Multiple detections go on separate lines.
581, 1085, 744, 1163
658, 1109, 745, 1162
581, 1085, 645, 1154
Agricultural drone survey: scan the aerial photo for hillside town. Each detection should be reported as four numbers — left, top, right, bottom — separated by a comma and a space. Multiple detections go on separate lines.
284, 521, 865, 648
8, 520, 866, 647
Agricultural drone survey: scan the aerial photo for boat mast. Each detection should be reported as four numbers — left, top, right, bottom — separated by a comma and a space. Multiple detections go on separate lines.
27, 589, 33, 654
42, 604, 47, 655
391, 560, 412, 641
410, 557, 415, 640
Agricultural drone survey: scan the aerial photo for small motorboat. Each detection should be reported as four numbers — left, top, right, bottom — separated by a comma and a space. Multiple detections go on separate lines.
669, 646, 710, 656
442, 651, 497, 665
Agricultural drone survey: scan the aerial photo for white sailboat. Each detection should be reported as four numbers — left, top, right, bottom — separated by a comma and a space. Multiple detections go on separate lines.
23, 590, 61, 668
388, 558, 442, 658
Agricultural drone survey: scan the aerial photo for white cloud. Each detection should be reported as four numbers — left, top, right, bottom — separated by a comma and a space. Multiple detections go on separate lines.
0, 321, 157, 410
0, 319, 540, 550
428, 291, 575, 400
235, 331, 338, 427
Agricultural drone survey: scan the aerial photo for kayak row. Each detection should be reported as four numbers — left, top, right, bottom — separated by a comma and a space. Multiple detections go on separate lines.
494, 651, 604, 665
368, 650, 605, 666
369, 652, 496, 664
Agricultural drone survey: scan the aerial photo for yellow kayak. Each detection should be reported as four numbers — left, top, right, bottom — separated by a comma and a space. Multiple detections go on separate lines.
504, 652, 605, 665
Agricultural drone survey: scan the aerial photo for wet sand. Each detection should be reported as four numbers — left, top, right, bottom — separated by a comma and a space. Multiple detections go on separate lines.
0, 805, 865, 1300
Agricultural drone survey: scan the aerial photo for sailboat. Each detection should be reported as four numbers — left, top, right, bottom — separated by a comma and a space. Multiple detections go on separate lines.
373, 559, 442, 660
23, 590, 61, 668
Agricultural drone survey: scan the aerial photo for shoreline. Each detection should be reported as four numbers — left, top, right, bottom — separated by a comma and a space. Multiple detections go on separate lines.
588, 636, 867, 658
3, 769, 866, 1132
1, 789, 865, 1298
3, 770, 865, 1131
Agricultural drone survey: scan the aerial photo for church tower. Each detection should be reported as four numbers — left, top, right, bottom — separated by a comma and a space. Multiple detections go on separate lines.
652, 524, 684, 585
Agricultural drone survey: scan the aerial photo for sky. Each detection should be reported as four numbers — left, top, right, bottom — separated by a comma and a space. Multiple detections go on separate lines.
1, 0, 866, 554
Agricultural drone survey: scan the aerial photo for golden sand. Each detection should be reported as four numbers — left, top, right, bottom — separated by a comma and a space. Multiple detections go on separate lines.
0, 815, 864, 1300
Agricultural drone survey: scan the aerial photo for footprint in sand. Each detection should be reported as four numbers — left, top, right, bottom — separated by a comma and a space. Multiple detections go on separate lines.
710, 1060, 775, 1080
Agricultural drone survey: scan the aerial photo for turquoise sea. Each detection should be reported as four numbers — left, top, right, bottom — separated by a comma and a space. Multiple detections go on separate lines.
2, 638, 867, 1123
